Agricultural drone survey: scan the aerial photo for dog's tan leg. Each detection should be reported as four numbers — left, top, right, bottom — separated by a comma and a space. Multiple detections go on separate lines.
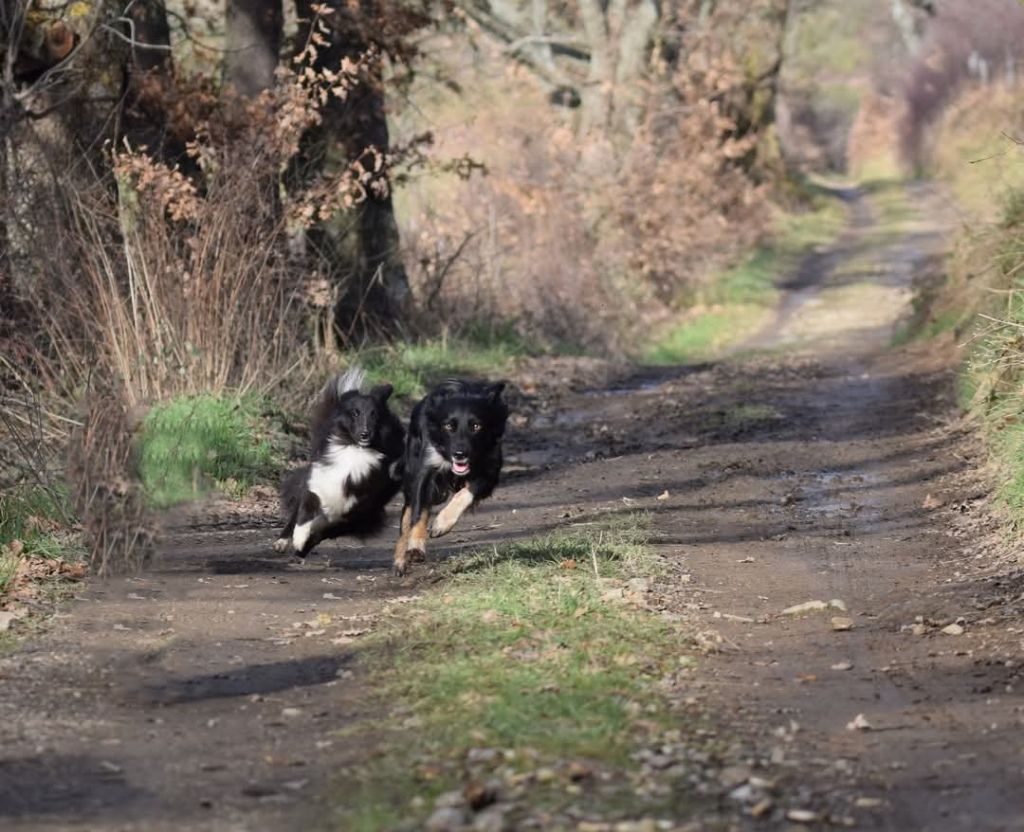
405, 508, 431, 566
393, 506, 412, 576
430, 487, 475, 538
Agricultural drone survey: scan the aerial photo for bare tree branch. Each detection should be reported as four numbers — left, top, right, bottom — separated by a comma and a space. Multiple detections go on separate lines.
504, 33, 588, 56
455, 1, 581, 90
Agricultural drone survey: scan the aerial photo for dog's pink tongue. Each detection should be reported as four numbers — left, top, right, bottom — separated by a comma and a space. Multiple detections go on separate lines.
453, 460, 469, 475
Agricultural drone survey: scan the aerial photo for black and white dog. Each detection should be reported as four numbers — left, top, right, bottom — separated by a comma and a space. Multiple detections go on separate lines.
393, 379, 508, 575
275, 368, 404, 559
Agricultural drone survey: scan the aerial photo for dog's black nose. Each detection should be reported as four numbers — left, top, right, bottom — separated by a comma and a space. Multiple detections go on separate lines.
452, 450, 468, 461
359, 430, 370, 441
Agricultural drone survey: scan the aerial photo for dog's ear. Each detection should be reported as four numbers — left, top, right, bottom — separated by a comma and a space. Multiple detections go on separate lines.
485, 381, 506, 402
370, 384, 394, 403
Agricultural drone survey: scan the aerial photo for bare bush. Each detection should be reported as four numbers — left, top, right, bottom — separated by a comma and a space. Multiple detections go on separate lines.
66, 383, 153, 575
398, 3, 778, 350
606, 8, 773, 308
19, 38, 374, 407
403, 123, 613, 349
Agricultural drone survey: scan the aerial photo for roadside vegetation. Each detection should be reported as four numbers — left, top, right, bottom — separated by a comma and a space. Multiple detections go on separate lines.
895, 76, 1024, 530
337, 516, 712, 830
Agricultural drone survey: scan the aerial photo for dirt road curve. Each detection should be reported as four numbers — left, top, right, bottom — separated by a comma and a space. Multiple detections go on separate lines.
3, 184, 1023, 831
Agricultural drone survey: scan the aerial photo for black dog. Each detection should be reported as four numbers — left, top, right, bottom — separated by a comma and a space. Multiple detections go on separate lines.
393, 379, 508, 575
275, 367, 404, 558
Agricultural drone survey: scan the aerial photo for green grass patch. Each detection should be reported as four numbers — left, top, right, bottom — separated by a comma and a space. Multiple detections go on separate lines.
139, 394, 276, 508
642, 190, 847, 365
357, 328, 534, 400
335, 516, 699, 830
0, 484, 77, 564
853, 149, 905, 187
643, 306, 771, 365
783, 4, 872, 78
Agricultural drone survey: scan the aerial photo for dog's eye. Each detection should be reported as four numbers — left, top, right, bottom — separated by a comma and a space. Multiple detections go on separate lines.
470, 421, 482, 433
351, 408, 361, 418
443, 421, 457, 433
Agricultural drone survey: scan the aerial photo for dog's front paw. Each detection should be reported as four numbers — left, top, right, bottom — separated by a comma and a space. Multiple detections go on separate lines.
393, 556, 410, 576
430, 512, 457, 538
273, 537, 291, 553
430, 490, 473, 538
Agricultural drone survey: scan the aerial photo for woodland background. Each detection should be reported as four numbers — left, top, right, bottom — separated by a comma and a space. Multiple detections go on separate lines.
5, 0, 1024, 571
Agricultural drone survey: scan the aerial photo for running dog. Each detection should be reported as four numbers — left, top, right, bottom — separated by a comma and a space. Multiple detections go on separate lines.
275, 368, 404, 559
393, 379, 508, 575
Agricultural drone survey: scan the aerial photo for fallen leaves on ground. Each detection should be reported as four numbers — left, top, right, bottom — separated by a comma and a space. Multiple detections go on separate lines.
2, 541, 87, 610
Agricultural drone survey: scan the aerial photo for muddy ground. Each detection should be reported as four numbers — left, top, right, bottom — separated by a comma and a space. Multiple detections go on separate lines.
3, 183, 1023, 831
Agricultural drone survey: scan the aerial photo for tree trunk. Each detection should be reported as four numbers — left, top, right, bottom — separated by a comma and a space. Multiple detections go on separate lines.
577, 0, 660, 140
577, 0, 614, 137
350, 62, 408, 332
292, 0, 409, 337
126, 0, 172, 73
2, 1, 103, 296
1, 3, 17, 310
530, 0, 555, 71
611, 0, 658, 135
224, 0, 284, 97
0, 132, 11, 317
121, 0, 182, 160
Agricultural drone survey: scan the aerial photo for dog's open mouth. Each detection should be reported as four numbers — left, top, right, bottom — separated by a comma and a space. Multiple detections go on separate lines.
452, 460, 470, 476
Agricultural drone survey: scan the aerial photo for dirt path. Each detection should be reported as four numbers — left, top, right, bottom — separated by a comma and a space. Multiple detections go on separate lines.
3, 183, 1022, 831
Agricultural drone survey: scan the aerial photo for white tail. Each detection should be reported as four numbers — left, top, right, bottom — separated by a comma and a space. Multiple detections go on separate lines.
332, 366, 365, 398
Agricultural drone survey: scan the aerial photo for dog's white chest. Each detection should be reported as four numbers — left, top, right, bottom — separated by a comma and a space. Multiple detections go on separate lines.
308, 443, 382, 521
